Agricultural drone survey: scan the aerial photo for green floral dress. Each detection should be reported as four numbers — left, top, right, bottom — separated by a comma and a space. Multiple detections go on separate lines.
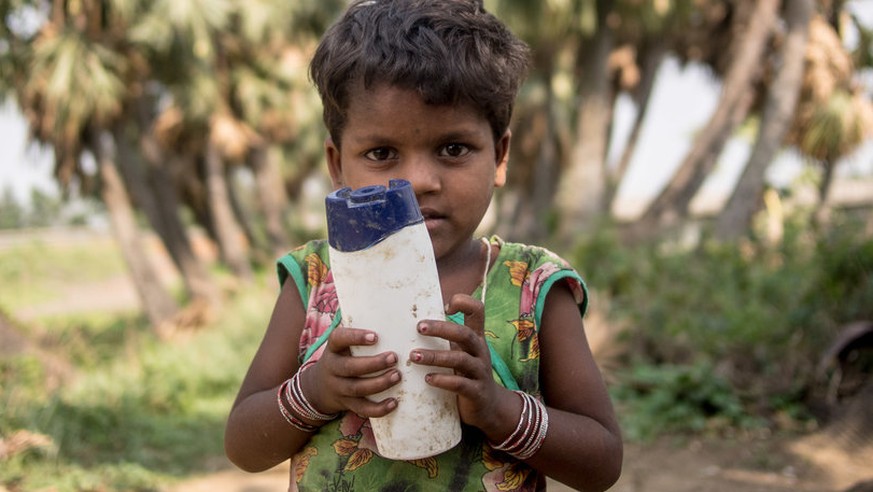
276, 235, 587, 492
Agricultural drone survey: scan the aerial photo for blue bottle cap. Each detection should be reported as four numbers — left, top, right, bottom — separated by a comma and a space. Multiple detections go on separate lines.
325, 179, 424, 252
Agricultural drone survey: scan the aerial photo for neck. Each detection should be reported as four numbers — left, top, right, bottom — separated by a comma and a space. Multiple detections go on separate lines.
436, 238, 485, 301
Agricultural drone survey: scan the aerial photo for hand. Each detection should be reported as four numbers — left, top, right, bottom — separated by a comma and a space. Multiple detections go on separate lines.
303, 327, 402, 418
410, 293, 515, 435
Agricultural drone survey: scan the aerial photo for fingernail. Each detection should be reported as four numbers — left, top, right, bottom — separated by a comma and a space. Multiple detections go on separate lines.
390, 371, 401, 382
387, 398, 397, 410
386, 353, 397, 364
365, 333, 377, 343
418, 323, 427, 333
411, 351, 422, 362
425, 374, 433, 384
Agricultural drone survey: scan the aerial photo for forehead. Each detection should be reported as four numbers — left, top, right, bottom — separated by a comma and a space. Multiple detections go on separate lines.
343, 83, 489, 137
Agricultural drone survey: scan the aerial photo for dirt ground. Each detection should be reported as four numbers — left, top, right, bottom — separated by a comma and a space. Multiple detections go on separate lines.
165, 433, 873, 492
6, 230, 873, 492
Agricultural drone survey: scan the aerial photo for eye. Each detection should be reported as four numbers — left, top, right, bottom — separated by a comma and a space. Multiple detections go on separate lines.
364, 147, 397, 161
439, 143, 471, 158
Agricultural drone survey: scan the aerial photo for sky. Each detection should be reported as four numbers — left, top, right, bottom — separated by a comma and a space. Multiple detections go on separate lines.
0, 101, 55, 203
2, 2, 873, 215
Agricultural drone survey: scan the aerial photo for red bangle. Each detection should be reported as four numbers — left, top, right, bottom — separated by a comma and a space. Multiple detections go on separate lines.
276, 363, 339, 432
277, 379, 318, 432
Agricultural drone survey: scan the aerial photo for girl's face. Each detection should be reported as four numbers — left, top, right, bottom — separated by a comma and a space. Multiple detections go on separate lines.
326, 83, 510, 263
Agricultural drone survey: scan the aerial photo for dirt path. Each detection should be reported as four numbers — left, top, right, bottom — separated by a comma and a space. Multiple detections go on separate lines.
169, 435, 873, 492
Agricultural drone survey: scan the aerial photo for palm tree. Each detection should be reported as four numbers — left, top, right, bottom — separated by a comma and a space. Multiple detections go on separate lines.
800, 89, 873, 225
636, 0, 781, 235
555, 0, 616, 240
493, 0, 733, 242
606, 38, 667, 211
12, 3, 179, 329
715, 0, 814, 240
131, 0, 340, 272
487, 0, 577, 242
782, 15, 873, 227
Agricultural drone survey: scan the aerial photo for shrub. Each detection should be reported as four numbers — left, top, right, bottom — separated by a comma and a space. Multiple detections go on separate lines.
573, 215, 873, 438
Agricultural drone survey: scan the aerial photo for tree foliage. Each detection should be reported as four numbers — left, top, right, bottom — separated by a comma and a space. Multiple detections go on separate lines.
0, 0, 871, 320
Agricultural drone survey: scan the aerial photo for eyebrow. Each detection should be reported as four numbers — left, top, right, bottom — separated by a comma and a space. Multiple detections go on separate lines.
350, 126, 487, 145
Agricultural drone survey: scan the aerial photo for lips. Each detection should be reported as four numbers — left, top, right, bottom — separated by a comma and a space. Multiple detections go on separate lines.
419, 208, 446, 231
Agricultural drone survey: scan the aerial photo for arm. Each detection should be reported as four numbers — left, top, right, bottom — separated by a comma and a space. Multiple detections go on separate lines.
224, 280, 314, 471
225, 280, 402, 472
527, 282, 623, 490
413, 287, 622, 491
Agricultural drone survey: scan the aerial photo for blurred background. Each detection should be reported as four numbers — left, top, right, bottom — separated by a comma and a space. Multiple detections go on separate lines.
1, 0, 873, 491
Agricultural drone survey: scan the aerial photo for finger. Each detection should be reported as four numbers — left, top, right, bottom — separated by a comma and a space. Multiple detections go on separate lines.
417, 319, 486, 358
326, 327, 378, 353
421, 371, 477, 394
446, 294, 485, 335
336, 366, 402, 396
344, 396, 398, 419
332, 351, 399, 378
410, 347, 481, 376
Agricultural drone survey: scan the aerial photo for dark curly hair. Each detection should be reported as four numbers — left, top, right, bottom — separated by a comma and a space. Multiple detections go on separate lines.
309, 0, 530, 146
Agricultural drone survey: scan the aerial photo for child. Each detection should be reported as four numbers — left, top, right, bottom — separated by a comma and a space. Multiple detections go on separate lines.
225, 0, 623, 490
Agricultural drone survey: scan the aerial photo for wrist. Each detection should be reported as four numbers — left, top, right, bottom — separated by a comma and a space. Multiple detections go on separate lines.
481, 388, 524, 442
297, 360, 340, 417
276, 362, 340, 432
487, 390, 550, 460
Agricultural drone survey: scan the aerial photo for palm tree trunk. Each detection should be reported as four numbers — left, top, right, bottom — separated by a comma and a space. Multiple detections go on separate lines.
607, 38, 667, 211
505, 63, 562, 243
250, 144, 290, 258
815, 160, 836, 227
127, 96, 219, 305
715, 0, 812, 241
132, 128, 221, 305
226, 165, 262, 257
529, 93, 560, 243
205, 140, 253, 280
91, 128, 178, 333
638, 0, 780, 231
556, 0, 615, 241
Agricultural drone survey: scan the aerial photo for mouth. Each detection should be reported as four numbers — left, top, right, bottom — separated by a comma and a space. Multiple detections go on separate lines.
419, 208, 446, 230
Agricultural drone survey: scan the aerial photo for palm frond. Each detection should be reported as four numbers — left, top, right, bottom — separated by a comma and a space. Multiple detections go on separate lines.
233, 0, 294, 45
800, 89, 873, 163
27, 28, 125, 142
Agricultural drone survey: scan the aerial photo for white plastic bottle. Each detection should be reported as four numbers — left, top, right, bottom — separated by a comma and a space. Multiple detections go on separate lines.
326, 179, 462, 460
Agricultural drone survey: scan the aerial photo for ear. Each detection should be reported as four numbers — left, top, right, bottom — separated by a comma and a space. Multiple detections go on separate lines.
493, 130, 511, 188
325, 137, 344, 189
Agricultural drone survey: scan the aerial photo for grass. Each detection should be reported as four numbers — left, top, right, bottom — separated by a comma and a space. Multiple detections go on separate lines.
1, 287, 271, 490
0, 235, 126, 311
0, 231, 274, 491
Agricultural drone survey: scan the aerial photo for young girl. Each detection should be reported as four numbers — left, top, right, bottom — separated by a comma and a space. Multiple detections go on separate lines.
224, 1, 623, 490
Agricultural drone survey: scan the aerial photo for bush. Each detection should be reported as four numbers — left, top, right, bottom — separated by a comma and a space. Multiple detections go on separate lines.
611, 362, 760, 441
573, 215, 873, 439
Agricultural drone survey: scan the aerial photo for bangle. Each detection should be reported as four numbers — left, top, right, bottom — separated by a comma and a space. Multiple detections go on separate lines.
276, 364, 339, 432
277, 379, 318, 432
491, 391, 529, 450
489, 391, 549, 460
286, 365, 340, 421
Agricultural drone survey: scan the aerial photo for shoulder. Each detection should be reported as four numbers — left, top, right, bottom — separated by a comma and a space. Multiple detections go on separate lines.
491, 235, 588, 315
496, 236, 573, 269
282, 239, 330, 262
276, 239, 331, 288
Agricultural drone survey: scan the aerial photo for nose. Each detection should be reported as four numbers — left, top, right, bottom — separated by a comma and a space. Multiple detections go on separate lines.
403, 156, 441, 197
